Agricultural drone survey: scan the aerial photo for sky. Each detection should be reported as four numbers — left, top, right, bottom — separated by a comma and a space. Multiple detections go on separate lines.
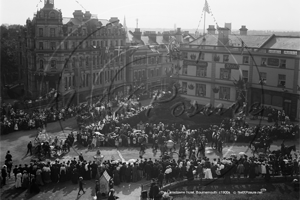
1, 0, 300, 31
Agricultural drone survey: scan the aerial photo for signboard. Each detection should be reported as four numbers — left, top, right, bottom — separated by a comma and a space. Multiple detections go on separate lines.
267, 58, 279, 66
183, 60, 208, 67
225, 63, 239, 70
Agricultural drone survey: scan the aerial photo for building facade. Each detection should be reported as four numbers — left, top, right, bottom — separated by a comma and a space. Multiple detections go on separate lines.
177, 24, 300, 121
23, 0, 127, 105
125, 28, 194, 96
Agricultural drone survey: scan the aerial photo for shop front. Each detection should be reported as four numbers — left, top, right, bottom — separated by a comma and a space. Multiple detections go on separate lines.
251, 88, 298, 121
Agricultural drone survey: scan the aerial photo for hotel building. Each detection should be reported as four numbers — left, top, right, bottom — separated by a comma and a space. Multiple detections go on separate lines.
177, 24, 300, 121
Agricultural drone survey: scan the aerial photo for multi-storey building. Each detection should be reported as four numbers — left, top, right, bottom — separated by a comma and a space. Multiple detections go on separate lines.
177, 24, 300, 121
125, 28, 194, 96
23, 0, 127, 105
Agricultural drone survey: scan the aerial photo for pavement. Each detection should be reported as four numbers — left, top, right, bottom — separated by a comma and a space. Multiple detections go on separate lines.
0, 98, 299, 200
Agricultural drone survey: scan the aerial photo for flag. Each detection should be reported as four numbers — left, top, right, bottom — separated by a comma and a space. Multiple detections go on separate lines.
204, 0, 210, 14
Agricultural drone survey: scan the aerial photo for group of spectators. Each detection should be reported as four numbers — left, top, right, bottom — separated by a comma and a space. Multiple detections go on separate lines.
0, 103, 79, 135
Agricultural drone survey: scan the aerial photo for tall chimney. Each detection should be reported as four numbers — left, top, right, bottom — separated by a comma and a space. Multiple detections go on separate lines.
239, 25, 248, 35
149, 32, 157, 43
224, 23, 232, 34
207, 25, 216, 34
217, 27, 230, 47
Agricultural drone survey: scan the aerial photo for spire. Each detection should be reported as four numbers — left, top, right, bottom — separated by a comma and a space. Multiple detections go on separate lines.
123, 16, 129, 45
123, 16, 127, 29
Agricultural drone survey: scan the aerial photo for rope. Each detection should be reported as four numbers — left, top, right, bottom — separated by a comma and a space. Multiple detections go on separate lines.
208, 3, 219, 28
195, 10, 204, 36
75, 0, 87, 12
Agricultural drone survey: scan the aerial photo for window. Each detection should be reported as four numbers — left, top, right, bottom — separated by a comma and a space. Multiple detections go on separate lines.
121, 40, 124, 46
261, 57, 267, 66
182, 66, 187, 75
49, 12, 55, 18
64, 58, 68, 69
64, 42, 68, 50
39, 28, 43, 37
242, 70, 248, 83
86, 56, 89, 66
93, 56, 96, 65
196, 67, 206, 77
39, 60, 44, 69
85, 41, 89, 49
50, 42, 56, 50
182, 82, 187, 94
50, 28, 55, 37
39, 42, 43, 50
97, 56, 100, 65
101, 41, 103, 47
196, 84, 206, 96
72, 42, 75, 48
50, 60, 56, 69
65, 77, 68, 90
219, 86, 230, 100
280, 59, 286, 68
223, 55, 229, 62
69, 77, 71, 87
243, 56, 249, 64
200, 53, 205, 60
259, 72, 267, 84
278, 74, 286, 87
79, 57, 83, 67
220, 68, 230, 79
97, 41, 99, 47
72, 58, 76, 68
83, 29, 86, 36
115, 40, 118, 46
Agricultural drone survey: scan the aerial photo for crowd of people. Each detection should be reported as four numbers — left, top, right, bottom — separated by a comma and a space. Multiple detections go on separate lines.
0, 103, 79, 135
1, 91, 300, 199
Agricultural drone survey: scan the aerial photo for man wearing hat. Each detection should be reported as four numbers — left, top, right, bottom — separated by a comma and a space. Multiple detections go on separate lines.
78, 176, 85, 195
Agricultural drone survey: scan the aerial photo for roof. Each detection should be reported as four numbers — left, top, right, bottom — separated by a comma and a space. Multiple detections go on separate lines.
260, 36, 300, 50
189, 34, 273, 48
62, 17, 82, 25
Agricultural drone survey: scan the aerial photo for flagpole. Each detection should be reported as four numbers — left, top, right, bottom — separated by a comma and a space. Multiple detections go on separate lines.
203, 6, 206, 36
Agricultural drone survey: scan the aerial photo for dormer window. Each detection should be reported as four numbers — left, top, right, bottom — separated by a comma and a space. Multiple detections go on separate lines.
49, 12, 55, 18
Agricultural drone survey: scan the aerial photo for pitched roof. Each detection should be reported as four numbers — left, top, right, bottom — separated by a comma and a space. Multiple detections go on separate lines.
62, 17, 82, 25
189, 34, 273, 48
260, 36, 300, 50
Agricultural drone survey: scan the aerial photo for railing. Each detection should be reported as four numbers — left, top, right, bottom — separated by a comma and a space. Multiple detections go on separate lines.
179, 44, 300, 56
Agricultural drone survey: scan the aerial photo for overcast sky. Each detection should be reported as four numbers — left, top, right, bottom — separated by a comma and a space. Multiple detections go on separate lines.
1, 0, 300, 31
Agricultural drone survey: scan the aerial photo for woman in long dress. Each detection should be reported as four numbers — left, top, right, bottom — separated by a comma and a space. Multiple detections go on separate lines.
15, 172, 22, 188
113, 168, 120, 186
35, 168, 44, 186
22, 171, 30, 189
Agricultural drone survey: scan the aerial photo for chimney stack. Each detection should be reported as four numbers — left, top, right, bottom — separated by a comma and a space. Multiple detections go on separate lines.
134, 28, 142, 40
73, 10, 84, 21
162, 31, 170, 42
207, 25, 216, 34
175, 28, 182, 43
217, 27, 230, 47
239, 25, 248, 35
224, 23, 232, 34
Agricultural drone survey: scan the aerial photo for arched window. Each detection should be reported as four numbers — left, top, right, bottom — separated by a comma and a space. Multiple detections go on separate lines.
39, 60, 44, 69
50, 60, 56, 69
49, 12, 55, 18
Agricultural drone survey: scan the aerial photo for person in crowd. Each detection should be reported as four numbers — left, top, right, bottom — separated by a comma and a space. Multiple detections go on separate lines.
78, 176, 85, 196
